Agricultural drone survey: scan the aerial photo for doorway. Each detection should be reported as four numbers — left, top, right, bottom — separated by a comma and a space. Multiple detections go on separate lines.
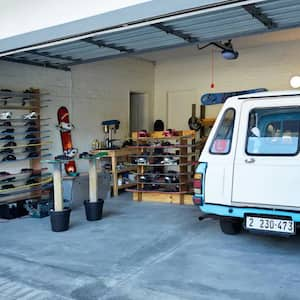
129, 92, 149, 133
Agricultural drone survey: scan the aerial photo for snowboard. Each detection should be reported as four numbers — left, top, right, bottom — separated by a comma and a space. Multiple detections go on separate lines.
57, 106, 77, 175
0, 130, 51, 136
0, 153, 51, 163
0, 176, 53, 194
0, 135, 50, 143
0, 141, 52, 150
0, 172, 51, 184
201, 88, 267, 105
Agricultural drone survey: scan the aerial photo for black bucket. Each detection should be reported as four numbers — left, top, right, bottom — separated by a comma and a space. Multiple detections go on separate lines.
84, 199, 104, 221
50, 208, 71, 232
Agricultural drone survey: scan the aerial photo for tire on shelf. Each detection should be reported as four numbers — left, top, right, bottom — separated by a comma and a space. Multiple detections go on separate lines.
219, 217, 242, 235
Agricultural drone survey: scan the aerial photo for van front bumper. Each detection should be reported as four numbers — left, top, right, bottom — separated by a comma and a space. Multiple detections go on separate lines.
199, 203, 300, 222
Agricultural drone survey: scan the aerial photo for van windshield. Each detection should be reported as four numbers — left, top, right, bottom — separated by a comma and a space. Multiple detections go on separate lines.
246, 107, 300, 155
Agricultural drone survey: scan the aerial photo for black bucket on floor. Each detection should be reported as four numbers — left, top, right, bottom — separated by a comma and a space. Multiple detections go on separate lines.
50, 208, 71, 232
84, 199, 104, 221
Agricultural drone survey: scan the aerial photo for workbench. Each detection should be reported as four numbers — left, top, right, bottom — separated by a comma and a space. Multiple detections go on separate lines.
91, 148, 138, 197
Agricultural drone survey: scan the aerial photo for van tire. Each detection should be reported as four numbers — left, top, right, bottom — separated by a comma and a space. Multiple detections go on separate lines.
220, 218, 242, 235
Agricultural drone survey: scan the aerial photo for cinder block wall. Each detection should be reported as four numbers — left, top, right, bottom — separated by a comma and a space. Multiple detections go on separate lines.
0, 61, 71, 172
0, 57, 154, 172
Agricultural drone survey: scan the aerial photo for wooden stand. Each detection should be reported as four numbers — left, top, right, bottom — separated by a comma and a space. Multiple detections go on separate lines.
51, 161, 64, 212
91, 148, 138, 197
88, 159, 98, 203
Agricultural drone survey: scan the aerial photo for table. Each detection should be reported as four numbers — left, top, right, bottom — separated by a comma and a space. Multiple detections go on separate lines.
43, 153, 107, 212
91, 148, 138, 197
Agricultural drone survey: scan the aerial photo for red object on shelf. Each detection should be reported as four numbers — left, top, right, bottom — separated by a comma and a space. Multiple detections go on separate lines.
57, 106, 77, 174
138, 130, 149, 137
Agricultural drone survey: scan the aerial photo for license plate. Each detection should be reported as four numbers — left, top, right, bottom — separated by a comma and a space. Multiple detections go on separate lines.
245, 216, 295, 234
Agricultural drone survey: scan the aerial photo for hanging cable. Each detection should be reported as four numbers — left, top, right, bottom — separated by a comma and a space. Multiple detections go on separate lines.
211, 48, 215, 89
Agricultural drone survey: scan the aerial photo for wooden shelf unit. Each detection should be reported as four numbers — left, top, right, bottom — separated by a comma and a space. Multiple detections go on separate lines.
128, 130, 197, 205
0, 89, 53, 209
90, 147, 138, 197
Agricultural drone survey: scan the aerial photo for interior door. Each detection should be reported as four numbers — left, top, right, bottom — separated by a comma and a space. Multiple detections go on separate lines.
232, 99, 300, 208
129, 92, 149, 132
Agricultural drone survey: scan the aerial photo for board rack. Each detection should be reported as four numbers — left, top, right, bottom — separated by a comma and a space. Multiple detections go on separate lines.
0, 88, 53, 217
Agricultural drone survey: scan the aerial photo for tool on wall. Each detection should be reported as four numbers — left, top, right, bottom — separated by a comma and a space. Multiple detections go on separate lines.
101, 119, 120, 149
188, 104, 210, 137
188, 104, 201, 131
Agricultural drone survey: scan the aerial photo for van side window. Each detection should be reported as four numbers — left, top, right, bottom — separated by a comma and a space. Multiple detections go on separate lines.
246, 107, 300, 155
210, 108, 235, 155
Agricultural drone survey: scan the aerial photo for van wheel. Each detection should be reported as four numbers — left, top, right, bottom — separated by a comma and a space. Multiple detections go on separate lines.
220, 218, 242, 235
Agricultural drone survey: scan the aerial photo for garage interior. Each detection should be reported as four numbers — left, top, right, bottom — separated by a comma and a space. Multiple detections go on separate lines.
1, 0, 300, 299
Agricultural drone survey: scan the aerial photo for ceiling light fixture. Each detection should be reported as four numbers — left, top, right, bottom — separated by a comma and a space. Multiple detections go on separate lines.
197, 39, 239, 60
290, 76, 300, 88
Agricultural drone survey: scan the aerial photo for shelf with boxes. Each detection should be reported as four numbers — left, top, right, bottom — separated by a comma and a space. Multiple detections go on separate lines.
0, 88, 53, 219
126, 130, 199, 205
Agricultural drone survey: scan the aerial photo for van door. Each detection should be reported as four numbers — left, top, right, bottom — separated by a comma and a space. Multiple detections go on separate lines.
232, 99, 300, 209
204, 107, 239, 206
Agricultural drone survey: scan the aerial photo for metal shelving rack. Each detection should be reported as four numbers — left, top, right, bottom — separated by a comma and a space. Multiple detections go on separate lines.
0, 89, 53, 217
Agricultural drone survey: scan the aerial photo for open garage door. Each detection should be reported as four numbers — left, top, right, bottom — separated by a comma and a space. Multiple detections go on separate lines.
1, 0, 300, 70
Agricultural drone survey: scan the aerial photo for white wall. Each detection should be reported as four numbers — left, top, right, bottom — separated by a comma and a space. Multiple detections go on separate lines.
0, 57, 154, 172
70, 58, 154, 170
153, 39, 300, 127
0, 60, 71, 173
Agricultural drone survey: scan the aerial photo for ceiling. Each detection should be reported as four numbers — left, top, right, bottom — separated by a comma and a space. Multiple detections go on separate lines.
1, 0, 300, 71
140, 26, 300, 62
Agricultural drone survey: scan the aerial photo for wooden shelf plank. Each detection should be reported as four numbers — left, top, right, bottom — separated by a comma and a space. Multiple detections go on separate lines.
0, 190, 50, 204
128, 143, 201, 149
116, 166, 137, 174
132, 172, 190, 176
130, 162, 195, 167
129, 153, 195, 158
118, 183, 136, 190
0, 106, 40, 110
134, 181, 191, 186
127, 189, 191, 194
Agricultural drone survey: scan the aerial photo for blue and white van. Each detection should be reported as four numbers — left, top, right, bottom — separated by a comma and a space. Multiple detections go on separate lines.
193, 90, 300, 235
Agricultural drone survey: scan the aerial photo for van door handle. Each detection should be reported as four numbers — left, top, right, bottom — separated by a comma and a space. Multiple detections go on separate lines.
245, 158, 255, 164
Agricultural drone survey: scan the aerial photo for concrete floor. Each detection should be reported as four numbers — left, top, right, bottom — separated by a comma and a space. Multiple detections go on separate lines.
1, 193, 300, 300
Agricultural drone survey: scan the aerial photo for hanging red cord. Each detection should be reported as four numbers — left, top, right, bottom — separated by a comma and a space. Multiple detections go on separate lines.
210, 48, 215, 89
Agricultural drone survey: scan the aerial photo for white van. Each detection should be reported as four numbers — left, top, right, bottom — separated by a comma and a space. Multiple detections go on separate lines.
193, 90, 300, 236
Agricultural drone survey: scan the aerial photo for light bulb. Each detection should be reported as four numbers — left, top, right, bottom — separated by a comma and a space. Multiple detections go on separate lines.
290, 76, 300, 88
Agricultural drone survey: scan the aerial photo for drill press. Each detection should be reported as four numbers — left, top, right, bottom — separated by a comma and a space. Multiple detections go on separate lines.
101, 119, 120, 149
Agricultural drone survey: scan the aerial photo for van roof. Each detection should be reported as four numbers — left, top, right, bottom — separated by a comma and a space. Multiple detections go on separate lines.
226, 90, 300, 104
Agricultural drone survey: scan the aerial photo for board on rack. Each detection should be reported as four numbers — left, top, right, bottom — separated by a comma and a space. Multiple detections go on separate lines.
57, 106, 77, 175
0, 88, 53, 218
201, 88, 267, 105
